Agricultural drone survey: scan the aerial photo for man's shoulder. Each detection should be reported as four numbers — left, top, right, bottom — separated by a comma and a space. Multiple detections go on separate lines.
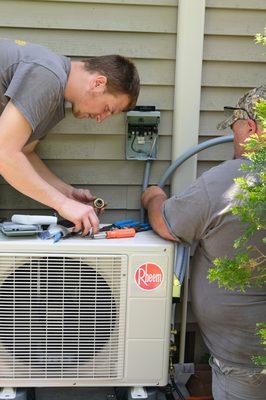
0, 38, 70, 85
202, 159, 248, 182
24, 43, 70, 83
199, 159, 250, 203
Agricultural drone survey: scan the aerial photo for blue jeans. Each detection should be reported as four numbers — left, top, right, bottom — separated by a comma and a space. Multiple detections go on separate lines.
209, 356, 266, 400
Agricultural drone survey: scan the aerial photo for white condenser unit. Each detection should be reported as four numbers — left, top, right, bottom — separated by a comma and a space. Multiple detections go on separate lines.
0, 230, 174, 388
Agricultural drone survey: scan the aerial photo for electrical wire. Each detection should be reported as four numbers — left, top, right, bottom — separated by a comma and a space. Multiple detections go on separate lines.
130, 134, 146, 154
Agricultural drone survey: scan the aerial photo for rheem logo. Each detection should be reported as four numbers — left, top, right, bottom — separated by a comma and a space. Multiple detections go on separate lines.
135, 263, 164, 291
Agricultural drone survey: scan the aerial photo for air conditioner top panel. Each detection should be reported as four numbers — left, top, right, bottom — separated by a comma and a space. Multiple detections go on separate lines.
0, 227, 174, 255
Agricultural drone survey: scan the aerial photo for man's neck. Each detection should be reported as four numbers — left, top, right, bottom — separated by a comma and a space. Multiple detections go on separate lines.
64, 61, 85, 102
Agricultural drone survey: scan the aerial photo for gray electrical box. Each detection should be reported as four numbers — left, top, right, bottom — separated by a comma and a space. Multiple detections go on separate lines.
126, 107, 160, 160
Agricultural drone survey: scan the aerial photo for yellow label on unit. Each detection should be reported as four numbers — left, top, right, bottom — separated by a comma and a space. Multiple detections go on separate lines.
172, 273, 181, 298
15, 39, 27, 46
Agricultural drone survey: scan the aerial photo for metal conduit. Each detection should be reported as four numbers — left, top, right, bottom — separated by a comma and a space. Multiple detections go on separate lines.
158, 135, 234, 188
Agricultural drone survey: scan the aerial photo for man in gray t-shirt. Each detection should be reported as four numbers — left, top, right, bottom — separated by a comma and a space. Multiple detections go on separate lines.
0, 38, 140, 234
142, 86, 266, 400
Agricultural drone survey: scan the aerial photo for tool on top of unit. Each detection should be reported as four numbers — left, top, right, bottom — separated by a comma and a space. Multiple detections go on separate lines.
0, 222, 42, 237
38, 219, 76, 242
11, 214, 57, 225
0, 214, 58, 237
126, 105, 160, 161
89, 228, 136, 240
99, 219, 151, 233
38, 219, 145, 243
40, 219, 148, 242
0, 213, 151, 241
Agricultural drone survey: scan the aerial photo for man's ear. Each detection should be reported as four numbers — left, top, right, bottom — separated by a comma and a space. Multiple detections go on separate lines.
91, 75, 107, 92
247, 118, 257, 133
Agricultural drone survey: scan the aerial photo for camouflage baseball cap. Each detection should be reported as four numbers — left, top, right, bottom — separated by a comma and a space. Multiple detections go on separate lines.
217, 85, 266, 130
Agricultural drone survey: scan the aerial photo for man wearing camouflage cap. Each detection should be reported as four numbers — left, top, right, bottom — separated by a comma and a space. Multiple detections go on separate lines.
141, 86, 266, 399
217, 85, 266, 158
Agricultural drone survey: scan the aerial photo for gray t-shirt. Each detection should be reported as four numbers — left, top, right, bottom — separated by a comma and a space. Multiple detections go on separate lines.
0, 38, 71, 143
163, 159, 266, 368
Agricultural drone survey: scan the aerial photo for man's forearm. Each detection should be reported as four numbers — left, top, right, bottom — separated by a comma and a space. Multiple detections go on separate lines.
146, 195, 176, 240
0, 150, 67, 211
26, 151, 73, 197
142, 186, 176, 241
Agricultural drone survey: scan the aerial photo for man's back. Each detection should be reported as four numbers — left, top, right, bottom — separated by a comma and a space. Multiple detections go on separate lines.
163, 159, 266, 368
190, 159, 265, 368
0, 38, 70, 142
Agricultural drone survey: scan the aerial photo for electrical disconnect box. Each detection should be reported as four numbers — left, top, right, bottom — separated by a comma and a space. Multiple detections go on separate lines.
126, 106, 160, 160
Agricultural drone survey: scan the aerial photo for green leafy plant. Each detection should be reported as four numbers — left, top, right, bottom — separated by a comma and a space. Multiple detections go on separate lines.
252, 323, 266, 365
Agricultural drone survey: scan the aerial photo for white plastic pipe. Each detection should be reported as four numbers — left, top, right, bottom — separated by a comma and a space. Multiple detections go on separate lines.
171, 0, 206, 195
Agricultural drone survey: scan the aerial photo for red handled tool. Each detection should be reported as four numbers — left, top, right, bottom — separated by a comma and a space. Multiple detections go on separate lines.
92, 228, 136, 239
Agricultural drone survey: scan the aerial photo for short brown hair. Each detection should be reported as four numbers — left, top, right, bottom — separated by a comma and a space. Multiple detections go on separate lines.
83, 55, 140, 110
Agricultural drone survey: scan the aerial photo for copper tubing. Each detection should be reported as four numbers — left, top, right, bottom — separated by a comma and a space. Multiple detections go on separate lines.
93, 197, 106, 209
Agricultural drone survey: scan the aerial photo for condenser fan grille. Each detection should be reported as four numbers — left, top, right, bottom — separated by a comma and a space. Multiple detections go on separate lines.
0, 254, 127, 379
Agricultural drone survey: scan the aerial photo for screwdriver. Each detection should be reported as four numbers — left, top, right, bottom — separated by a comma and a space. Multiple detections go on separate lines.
91, 228, 136, 239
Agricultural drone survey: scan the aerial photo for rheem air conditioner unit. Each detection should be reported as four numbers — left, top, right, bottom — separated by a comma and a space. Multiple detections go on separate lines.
0, 230, 174, 388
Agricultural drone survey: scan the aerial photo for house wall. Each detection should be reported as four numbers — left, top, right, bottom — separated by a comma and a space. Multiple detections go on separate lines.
0, 0, 265, 220
200, 0, 266, 176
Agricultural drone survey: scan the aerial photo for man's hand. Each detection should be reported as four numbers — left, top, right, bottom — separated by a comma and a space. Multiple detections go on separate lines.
141, 186, 167, 209
57, 198, 99, 236
69, 187, 106, 216
69, 187, 95, 204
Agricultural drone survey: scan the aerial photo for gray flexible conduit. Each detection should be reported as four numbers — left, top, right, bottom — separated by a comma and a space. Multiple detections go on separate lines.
140, 160, 153, 222
158, 135, 234, 188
